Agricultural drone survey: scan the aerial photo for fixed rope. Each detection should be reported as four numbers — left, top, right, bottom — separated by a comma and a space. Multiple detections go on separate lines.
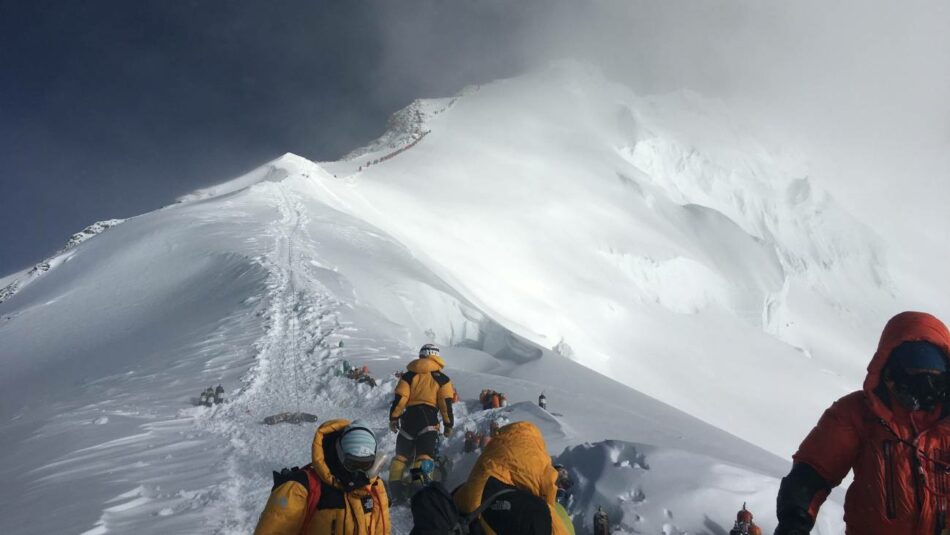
282, 184, 303, 417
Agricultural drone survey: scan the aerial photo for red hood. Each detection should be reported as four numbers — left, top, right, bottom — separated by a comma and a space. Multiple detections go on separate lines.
864, 311, 950, 421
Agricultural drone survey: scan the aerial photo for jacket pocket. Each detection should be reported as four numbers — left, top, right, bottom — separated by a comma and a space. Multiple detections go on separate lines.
883, 440, 897, 520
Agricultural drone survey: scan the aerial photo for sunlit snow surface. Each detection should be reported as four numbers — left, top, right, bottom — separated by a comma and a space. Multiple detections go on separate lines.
7, 62, 934, 533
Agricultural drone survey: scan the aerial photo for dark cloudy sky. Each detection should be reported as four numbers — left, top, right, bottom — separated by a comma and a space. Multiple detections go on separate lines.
0, 0, 536, 274
3, 1, 948, 275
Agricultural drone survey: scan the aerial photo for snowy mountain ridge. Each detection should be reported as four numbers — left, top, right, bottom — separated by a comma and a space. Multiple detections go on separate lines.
0, 62, 918, 534
0, 218, 125, 305
342, 95, 461, 163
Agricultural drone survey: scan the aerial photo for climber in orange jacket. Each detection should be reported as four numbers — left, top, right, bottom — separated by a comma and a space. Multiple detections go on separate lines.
253, 419, 390, 535
388, 343, 455, 502
453, 421, 574, 534
776, 311, 950, 534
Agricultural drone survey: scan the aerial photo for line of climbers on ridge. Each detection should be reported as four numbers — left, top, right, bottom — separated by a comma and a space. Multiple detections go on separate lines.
251, 310, 950, 535
252, 342, 576, 535
357, 131, 431, 172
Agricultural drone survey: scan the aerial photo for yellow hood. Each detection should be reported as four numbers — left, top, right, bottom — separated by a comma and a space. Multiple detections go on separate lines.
407, 356, 445, 373
454, 421, 559, 512
310, 419, 351, 489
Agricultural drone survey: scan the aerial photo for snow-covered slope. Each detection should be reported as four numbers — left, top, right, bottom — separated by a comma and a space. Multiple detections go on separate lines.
0, 165, 831, 534
318, 63, 905, 458
2, 62, 919, 534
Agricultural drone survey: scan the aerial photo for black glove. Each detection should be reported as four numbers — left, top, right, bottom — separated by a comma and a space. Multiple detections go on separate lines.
775, 462, 829, 535
389, 420, 399, 433
774, 523, 811, 535
774, 505, 814, 535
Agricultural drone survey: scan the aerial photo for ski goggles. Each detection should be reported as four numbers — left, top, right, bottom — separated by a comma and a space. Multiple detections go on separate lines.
893, 369, 949, 395
341, 453, 377, 474
889, 369, 950, 411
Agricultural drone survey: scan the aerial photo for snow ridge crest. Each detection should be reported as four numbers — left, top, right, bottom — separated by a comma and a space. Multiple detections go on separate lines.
0, 219, 125, 304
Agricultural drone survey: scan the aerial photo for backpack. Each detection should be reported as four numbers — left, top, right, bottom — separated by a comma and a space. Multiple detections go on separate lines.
272, 465, 323, 533
409, 481, 514, 535
729, 524, 750, 535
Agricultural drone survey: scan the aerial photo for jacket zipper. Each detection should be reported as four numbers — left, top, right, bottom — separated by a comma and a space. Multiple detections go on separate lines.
912, 450, 924, 512
884, 440, 898, 519
908, 440, 928, 535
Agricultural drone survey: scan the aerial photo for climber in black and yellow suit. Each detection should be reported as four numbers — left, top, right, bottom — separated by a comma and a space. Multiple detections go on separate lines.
388, 343, 455, 502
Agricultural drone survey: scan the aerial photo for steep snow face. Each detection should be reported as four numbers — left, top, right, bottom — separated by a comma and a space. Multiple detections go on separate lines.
0, 166, 839, 534
312, 62, 902, 457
